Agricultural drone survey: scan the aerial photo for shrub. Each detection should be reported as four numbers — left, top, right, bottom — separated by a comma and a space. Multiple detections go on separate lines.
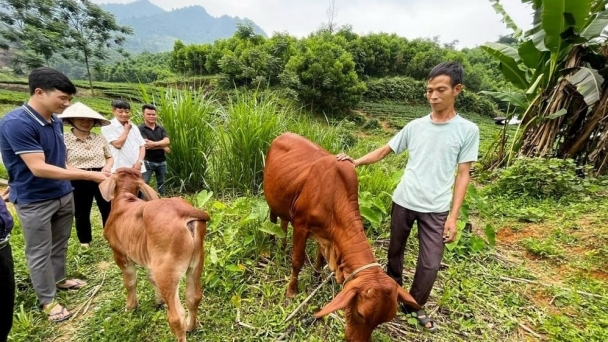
363, 77, 425, 103
363, 76, 497, 116
484, 157, 597, 200
456, 90, 496, 117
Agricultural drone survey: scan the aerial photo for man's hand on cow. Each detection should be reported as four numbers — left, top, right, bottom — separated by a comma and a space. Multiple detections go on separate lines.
336, 153, 355, 165
443, 218, 458, 243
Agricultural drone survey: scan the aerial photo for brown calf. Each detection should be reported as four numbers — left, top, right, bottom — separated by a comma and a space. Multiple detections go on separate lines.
99, 168, 210, 342
263, 133, 421, 342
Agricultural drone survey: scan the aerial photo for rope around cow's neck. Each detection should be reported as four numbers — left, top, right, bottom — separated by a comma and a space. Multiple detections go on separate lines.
342, 262, 382, 287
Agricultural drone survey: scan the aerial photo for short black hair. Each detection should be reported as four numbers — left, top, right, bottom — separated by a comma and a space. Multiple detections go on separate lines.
28, 67, 76, 96
142, 104, 156, 112
428, 62, 464, 87
111, 99, 130, 110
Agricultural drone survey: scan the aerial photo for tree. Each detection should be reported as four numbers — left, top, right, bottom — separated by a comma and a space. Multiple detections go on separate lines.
58, 0, 132, 93
280, 35, 366, 114
482, 0, 608, 174
0, 0, 63, 72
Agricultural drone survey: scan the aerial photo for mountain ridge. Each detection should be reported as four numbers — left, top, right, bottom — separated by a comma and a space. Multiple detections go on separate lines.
99, 0, 267, 53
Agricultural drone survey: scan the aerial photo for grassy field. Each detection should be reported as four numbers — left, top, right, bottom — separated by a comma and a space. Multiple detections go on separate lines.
1, 82, 607, 342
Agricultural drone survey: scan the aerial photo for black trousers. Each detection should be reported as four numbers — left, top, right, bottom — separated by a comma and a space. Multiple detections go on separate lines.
71, 178, 111, 244
0, 243, 14, 342
387, 202, 449, 307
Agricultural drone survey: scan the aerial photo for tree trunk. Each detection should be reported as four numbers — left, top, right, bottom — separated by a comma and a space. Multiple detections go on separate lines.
84, 53, 94, 96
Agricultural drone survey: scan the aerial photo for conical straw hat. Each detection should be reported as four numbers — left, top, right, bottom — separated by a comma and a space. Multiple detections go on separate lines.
58, 102, 111, 126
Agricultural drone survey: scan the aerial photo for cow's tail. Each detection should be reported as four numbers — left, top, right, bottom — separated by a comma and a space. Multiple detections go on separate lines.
186, 210, 209, 270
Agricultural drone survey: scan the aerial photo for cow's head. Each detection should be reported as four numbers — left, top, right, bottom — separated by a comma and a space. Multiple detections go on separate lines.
314, 269, 420, 342
99, 167, 159, 201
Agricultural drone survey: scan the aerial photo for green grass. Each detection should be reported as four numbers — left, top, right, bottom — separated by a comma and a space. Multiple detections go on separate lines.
2, 81, 607, 342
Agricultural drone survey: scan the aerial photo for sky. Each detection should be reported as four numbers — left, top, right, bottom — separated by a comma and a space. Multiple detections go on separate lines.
93, 0, 534, 48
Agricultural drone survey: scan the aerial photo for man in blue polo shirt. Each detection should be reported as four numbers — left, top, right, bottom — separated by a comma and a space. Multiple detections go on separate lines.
0, 67, 108, 325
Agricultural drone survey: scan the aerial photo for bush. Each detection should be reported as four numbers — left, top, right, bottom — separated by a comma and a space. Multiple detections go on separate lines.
363, 76, 497, 116
363, 77, 425, 103
484, 157, 597, 200
456, 90, 496, 117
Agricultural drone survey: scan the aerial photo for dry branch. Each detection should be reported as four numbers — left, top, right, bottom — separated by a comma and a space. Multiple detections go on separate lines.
236, 308, 256, 330
70, 271, 106, 320
284, 272, 334, 322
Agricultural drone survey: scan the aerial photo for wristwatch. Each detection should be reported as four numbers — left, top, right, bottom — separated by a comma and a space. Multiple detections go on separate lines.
139, 159, 144, 165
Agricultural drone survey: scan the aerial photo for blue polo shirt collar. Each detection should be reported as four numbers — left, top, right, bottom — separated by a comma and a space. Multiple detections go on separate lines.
21, 103, 55, 126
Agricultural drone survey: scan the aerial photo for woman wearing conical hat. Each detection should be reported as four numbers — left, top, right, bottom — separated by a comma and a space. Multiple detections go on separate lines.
58, 102, 113, 248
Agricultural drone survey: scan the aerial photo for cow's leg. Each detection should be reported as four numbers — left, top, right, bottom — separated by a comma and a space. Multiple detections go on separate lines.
185, 250, 204, 332
113, 253, 138, 310
157, 268, 187, 342
280, 219, 289, 250
287, 225, 307, 298
147, 268, 164, 306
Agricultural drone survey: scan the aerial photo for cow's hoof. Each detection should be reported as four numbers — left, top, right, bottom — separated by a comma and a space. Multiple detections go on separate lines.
286, 289, 298, 299
125, 303, 138, 311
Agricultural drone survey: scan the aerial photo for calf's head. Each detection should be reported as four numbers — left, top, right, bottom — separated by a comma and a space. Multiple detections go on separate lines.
99, 167, 159, 201
314, 270, 420, 342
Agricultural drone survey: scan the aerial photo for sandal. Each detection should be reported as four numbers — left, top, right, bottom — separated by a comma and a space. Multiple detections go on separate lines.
401, 305, 439, 332
43, 301, 72, 323
57, 278, 87, 290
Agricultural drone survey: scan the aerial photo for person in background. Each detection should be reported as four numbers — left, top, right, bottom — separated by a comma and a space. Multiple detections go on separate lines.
59, 102, 113, 247
138, 104, 170, 196
0, 67, 108, 323
337, 62, 479, 332
101, 100, 146, 174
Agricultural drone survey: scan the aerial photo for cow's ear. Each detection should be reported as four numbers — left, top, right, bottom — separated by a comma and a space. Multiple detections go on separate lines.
397, 286, 421, 310
99, 176, 117, 202
314, 285, 358, 318
138, 180, 160, 201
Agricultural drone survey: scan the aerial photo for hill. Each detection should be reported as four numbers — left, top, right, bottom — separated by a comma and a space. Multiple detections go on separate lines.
99, 0, 267, 53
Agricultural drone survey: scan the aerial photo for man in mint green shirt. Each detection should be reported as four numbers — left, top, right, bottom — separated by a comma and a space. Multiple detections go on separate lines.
338, 61, 479, 332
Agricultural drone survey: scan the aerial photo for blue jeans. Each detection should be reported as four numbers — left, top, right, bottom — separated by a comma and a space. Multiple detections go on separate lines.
142, 161, 167, 196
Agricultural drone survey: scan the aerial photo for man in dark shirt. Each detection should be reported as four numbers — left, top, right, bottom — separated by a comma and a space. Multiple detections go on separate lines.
138, 104, 170, 196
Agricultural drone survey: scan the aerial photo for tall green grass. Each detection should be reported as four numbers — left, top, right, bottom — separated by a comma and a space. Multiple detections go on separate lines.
136, 85, 364, 196
140, 87, 218, 192
209, 91, 287, 195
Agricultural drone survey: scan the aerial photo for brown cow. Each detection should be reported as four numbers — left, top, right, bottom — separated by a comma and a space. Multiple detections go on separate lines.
99, 168, 210, 342
263, 133, 421, 342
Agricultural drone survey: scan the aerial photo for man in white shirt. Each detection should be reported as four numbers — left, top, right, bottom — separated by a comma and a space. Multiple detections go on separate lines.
101, 100, 146, 174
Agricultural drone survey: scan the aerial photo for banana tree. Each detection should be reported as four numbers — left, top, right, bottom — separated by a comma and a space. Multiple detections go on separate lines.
482, 0, 608, 173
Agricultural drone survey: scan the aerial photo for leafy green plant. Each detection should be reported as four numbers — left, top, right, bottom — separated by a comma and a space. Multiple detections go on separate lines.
485, 157, 596, 200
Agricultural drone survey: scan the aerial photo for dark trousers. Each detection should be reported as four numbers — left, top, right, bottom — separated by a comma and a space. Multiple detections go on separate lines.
71, 178, 111, 243
142, 160, 167, 196
387, 202, 449, 307
0, 243, 15, 342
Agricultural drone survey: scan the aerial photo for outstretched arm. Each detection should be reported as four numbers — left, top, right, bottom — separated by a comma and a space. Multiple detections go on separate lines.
336, 144, 393, 167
